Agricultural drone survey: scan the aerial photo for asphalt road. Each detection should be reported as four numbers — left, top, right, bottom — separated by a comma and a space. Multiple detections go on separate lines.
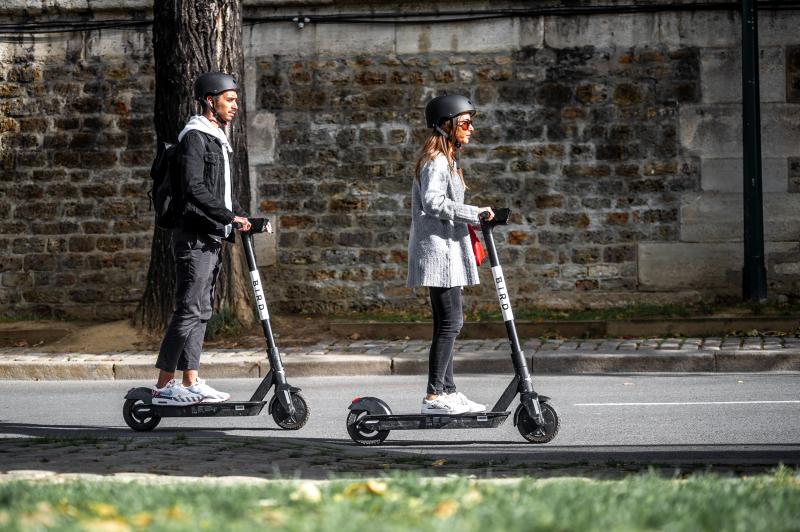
0, 374, 798, 475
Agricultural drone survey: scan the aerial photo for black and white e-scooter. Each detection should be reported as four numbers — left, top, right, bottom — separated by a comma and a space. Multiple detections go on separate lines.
122, 218, 309, 432
346, 209, 559, 445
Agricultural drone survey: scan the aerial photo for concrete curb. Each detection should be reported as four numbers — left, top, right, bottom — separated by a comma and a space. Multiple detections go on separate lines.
0, 348, 798, 380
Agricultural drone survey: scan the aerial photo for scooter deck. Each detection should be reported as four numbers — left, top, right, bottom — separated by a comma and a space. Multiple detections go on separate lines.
139, 401, 267, 418
359, 411, 510, 431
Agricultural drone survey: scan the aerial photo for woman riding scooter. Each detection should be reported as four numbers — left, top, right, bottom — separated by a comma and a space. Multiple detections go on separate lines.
407, 94, 495, 415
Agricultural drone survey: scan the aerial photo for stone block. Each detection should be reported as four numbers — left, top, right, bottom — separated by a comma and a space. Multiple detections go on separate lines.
532, 351, 715, 373
544, 12, 738, 49
701, 158, 788, 192
396, 18, 521, 54
638, 241, 798, 291
702, 46, 785, 104
681, 103, 800, 158
680, 192, 800, 242
788, 45, 800, 103
267, 355, 392, 377
790, 158, 800, 192
758, 12, 800, 47
638, 241, 742, 291
246, 111, 275, 165
679, 105, 740, 157
715, 351, 800, 371
0, 361, 115, 380
248, 20, 394, 56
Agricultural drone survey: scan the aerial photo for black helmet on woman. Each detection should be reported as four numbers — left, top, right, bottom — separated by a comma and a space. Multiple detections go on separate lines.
425, 94, 476, 134
424, 94, 476, 164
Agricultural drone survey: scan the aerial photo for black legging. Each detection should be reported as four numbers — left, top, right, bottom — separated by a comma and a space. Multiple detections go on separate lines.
427, 286, 464, 395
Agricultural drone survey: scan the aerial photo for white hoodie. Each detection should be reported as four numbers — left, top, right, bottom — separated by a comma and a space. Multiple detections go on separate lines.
178, 115, 233, 238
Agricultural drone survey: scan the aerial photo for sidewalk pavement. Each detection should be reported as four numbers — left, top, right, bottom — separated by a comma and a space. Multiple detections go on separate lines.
1, 335, 799, 380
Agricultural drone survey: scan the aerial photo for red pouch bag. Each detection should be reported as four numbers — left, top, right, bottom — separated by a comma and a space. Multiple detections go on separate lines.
468, 225, 487, 266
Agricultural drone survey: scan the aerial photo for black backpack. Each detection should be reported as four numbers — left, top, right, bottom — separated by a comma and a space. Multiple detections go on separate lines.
149, 141, 182, 230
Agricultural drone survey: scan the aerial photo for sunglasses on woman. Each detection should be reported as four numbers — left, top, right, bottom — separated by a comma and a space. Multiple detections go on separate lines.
456, 119, 473, 131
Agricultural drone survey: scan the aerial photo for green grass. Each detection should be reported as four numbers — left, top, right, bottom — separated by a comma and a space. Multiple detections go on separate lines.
0, 469, 797, 531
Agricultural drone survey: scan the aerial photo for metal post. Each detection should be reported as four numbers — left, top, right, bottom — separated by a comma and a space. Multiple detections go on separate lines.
741, 0, 767, 301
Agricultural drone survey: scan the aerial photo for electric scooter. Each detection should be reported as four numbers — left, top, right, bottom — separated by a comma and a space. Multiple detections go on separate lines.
122, 218, 310, 432
346, 208, 559, 445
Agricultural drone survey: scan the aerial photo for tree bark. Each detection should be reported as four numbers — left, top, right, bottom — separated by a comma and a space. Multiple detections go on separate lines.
133, 0, 253, 331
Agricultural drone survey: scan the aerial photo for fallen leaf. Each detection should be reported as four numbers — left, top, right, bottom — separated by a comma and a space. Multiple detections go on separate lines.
131, 513, 152, 527
290, 481, 322, 502
87, 502, 118, 518
432, 499, 459, 518
462, 489, 483, 506
366, 480, 387, 495
80, 519, 130, 532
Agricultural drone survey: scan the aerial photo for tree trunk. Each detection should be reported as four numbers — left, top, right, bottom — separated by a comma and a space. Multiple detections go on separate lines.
133, 0, 253, 332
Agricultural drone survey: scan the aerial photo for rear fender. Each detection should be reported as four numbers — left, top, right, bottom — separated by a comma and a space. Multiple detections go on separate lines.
348, 396, 392, 416
125, 387, 154, 402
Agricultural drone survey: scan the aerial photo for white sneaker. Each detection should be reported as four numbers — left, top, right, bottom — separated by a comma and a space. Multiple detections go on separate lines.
447, 392, 487, 413
186, 378, 231, 403
421, 395, 469, 415
152, 379, 203, 406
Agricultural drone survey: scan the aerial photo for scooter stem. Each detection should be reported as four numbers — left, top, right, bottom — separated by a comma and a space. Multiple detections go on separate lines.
480, 210, 543, 424
239, 228, 295, 417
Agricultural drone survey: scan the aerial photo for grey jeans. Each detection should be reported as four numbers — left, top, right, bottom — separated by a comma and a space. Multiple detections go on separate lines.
155, 228, 222, 372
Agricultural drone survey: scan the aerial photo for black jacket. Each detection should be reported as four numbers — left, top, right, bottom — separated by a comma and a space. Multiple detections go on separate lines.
178, 129, 248, 242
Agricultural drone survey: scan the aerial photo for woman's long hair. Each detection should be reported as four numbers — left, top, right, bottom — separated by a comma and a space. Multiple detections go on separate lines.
414, 119, 465, 186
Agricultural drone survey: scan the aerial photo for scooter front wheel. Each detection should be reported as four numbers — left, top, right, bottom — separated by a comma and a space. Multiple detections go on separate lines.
516, 401, 559, 444
270, 392, 310, 430
346, 410, 389, 445
123, 399, 161, 431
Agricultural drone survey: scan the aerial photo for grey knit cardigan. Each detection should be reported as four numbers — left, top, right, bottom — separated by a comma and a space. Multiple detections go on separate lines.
406, 154, 481, 288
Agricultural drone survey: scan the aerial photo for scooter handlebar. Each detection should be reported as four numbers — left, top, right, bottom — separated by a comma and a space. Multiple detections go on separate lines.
479, 208, 511, 226
233, 217, 273, 234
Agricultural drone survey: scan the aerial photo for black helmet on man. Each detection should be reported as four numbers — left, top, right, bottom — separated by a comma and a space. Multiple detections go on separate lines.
425, 94, 476, 130
193, 72, 238, 103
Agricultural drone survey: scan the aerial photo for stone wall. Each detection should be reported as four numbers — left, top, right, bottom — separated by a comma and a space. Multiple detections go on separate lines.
249, 7, 800, 313
254, 46, 701, 312
1, 2, 800, 318
0, 29, 155, 319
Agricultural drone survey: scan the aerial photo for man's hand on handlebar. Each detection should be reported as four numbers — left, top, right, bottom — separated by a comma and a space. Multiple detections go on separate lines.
233, 216, 251, 232
478, 207, 495, 221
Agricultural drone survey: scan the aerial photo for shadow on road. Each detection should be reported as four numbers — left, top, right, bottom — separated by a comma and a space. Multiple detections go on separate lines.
0, 421, 797, 479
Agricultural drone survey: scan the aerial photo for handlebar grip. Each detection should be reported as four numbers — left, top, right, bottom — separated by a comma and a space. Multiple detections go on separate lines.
249, 218, 268, 233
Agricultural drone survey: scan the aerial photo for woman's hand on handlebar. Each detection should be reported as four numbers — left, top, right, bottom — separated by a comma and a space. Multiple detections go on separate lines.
233, 216, 251, 232
478, 207, 495, 221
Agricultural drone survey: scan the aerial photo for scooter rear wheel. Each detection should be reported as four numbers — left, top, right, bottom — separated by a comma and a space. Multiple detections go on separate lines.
516, 401, 559, 444
346, 410, 389, 445
270, 392, 310, 430
123, 399, 161, 431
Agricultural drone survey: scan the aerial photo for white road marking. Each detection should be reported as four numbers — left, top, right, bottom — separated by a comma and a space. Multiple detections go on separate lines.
575, 400, 800, 406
